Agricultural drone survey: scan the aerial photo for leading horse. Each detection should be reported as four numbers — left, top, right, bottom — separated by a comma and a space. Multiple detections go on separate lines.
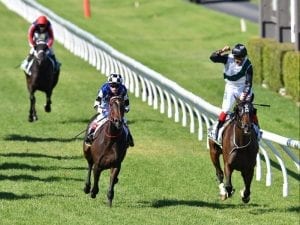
209, 100, 259, 203
83, 96, 129, 207
24, 40, 60, 122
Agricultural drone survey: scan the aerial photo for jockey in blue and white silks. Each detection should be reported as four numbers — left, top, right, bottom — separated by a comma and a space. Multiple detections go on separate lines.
209, 43, 261, 144
85, 73, 134, 147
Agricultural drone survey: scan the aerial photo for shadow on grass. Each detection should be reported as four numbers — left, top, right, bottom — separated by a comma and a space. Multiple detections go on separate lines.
0, 162, 85, 171
0, 174, 82, 182
146, 199, 260, 209
4, 134, 81, 142
0, 192, 76, 200
0, 152, 81, 160
0, 192, 32, 200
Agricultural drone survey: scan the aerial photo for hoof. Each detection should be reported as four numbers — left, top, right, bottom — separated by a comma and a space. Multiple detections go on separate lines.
242, 196, 250, 203
44, 104, 51, 113
83, 185, 90, 194
240, 189, 250, 203
107, 200, 112, 207
28, 115, 38, 122
91, 193, 96, 199
220, 194, 228, 201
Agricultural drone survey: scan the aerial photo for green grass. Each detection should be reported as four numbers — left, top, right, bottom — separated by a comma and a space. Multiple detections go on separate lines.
0, 1, 299, 225
35, 0, 299, 140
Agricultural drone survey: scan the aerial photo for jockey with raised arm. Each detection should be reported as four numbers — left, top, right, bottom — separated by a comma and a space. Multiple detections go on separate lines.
209, 43, 261, 144
85, 73, 134, 147
21, 15, 60, 73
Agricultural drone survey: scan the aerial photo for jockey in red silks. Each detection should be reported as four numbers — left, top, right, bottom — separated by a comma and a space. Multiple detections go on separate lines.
209, 43, 261, 144
21, 15, 60, 72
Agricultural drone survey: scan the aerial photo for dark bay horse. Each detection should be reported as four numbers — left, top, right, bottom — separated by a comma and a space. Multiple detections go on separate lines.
209, 100, 259, 203
24, 40, 60, 122
83, 96, 128, 207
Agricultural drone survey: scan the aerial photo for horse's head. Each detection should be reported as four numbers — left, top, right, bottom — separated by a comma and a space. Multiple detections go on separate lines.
234, 100, 254, 135
108, 96, 125, 129
34, 40, 49, 65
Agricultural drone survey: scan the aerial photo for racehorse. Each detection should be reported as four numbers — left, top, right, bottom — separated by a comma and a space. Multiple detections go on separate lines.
83, 96, 128, 207
209, 100, 259, 203
24, 40, 60, 122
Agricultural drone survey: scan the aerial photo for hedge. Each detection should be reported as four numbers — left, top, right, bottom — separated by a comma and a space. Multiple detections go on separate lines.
283, 51, 300, 101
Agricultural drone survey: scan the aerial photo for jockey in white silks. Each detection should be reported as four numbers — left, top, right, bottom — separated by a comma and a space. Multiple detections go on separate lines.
209, 43, 261, 144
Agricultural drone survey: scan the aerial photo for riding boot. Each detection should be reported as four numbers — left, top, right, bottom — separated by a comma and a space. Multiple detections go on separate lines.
215, 120, 224, 143
85, 125, 96, 146
252, 109, 262, 140
127, 130, 134, 147
50, 54, 60, 72
21, 53, 34, 71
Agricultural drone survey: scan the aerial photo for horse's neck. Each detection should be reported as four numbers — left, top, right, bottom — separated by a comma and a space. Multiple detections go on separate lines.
106, 120, 122, 135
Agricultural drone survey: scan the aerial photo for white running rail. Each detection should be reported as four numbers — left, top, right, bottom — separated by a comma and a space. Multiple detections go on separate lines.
2, 0, 299, 197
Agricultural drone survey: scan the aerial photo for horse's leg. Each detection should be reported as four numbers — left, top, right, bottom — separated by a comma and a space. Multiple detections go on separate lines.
107, 167, 120, 207
209, 142, 224, 183
83, 159, 93, 194
44, 91, 52, 113
223, 162, 235, 199
28, 93, 38, 122
90, 165, 101, 199
240, 168, 254, 203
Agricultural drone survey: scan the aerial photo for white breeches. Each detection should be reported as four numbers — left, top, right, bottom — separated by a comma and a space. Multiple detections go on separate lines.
221, 83, 252, 113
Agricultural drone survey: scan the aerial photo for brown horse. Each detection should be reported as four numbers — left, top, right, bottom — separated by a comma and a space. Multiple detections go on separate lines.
209, 100, 259, 203
24, 40, 60, 122
83, 96, 128, 207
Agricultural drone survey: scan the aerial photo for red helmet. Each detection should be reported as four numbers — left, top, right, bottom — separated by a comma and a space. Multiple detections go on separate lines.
36, 16, 48, 25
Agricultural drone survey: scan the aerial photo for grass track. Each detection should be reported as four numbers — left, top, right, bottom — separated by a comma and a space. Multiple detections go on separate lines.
0, 1, 299, 225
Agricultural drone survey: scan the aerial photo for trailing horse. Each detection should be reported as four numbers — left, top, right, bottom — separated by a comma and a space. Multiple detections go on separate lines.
83, 96, 128, 207
24, 40, 60, 122
209, 100, 259, 203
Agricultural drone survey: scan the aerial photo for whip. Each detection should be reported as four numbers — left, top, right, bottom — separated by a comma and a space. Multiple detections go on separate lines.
73, 128, 86, 138
253, 103, 271, 107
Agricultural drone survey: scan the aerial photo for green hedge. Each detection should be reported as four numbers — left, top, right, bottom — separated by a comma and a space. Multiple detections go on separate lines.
248, 37, 299, 102
283, 51, 300, 101
263, 41, 295, 92
247, 38, 275, 84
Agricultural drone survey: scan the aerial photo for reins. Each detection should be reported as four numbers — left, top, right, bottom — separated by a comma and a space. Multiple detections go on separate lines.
230, 123, 252, 153
105, 97, 124, 139
105, 120, 123, 138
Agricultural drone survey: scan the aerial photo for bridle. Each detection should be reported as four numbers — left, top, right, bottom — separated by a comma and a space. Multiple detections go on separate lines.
230, 101, 254, 151
105, 96, 125, 138
235, 101, 253, 135
34, 41, 49, 65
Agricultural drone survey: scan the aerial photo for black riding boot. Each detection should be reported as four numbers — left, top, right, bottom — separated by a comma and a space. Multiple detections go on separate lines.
127, 130, 134, 147
215, 120, 224, 142
50, 54, 60, 72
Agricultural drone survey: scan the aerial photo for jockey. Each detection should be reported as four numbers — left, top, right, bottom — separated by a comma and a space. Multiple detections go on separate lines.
209, 43, 261, 143
85, 73, 134, 147
21, 15, 60, 73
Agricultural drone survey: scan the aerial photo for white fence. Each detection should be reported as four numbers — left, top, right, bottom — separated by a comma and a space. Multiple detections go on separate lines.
1, 0, 299, 197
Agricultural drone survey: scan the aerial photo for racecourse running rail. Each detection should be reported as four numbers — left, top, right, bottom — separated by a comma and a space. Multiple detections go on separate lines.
1, 0, 299, 197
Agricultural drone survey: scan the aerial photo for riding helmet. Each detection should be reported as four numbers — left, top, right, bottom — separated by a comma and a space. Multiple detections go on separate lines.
108, 73, 123, 84
232, 43, 247, 58
36, 16, 48, 26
